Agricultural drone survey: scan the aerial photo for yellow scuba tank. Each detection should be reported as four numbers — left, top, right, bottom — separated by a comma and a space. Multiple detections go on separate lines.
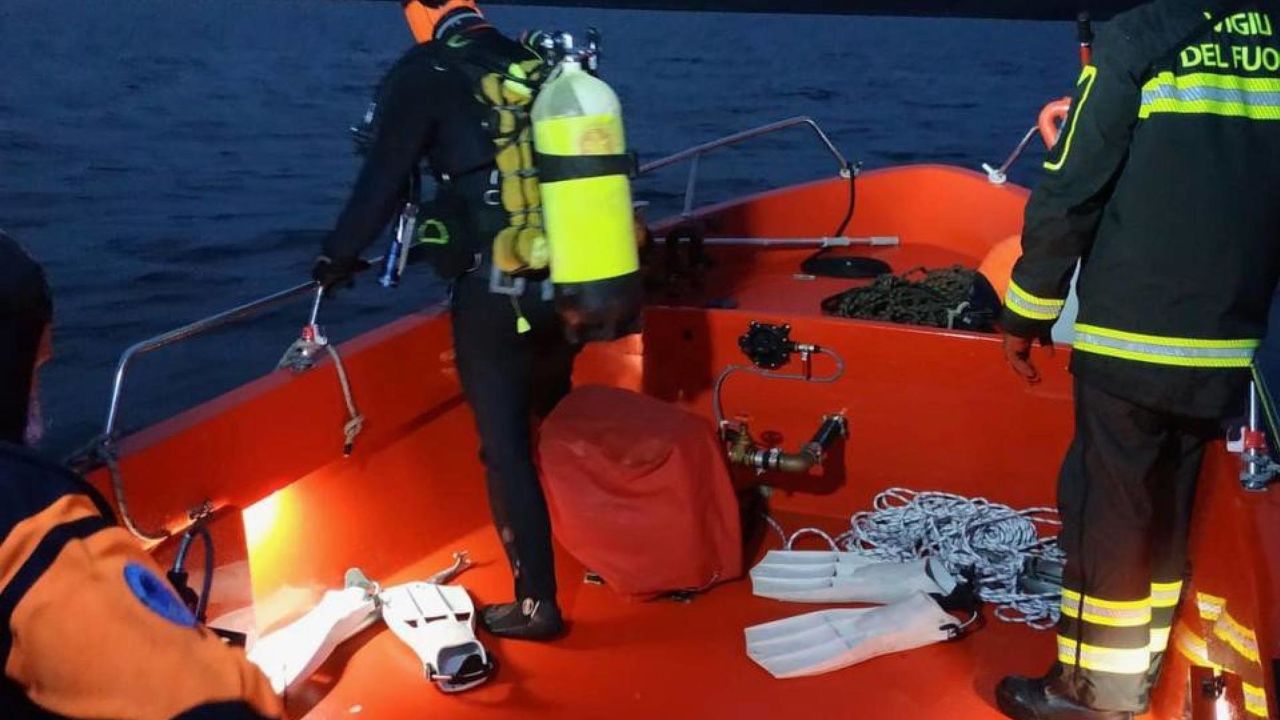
531, 50, 641, 341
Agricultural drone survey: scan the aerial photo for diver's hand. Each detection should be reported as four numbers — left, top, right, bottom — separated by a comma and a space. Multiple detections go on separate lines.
1003, 332, 1042, 384
311, 255, 370, 295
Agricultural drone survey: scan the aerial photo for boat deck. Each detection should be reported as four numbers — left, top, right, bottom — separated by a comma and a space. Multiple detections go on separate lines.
237, 396, 1060, 720
92, 164, 1264, 718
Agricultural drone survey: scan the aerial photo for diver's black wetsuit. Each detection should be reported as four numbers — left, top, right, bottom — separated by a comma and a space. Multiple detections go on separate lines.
322, 22, 573, 605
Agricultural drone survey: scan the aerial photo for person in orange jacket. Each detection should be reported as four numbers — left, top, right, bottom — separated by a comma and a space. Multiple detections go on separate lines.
0, 230, 282, 720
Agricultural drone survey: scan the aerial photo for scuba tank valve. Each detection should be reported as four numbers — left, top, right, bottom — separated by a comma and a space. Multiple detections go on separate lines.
585, 27, 601, 75
522, 28, 602, 77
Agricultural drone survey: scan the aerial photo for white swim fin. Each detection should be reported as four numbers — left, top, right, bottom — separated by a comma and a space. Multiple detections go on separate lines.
380, 581, 494, 693
745, 591, 965, 679
750, 550, 957, 604
247, 568, 382, 695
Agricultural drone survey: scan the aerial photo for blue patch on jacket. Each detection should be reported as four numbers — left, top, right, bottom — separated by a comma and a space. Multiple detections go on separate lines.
124, 562, 196, 627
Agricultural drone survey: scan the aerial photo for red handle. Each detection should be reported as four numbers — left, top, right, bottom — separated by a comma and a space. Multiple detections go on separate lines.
1038, 97, 1073, 149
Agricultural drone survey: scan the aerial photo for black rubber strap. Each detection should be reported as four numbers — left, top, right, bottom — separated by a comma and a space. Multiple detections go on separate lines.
0, 515, 111, 664
173, 701, 278, 720
535, 152, 635, 183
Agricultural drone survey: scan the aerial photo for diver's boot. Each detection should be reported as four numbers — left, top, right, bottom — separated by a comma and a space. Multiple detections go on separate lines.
480, 598, 564, 641
996, 675, 1134, 720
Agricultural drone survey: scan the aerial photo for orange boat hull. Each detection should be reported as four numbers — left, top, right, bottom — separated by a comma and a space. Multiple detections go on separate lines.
86, 165, 1278, 718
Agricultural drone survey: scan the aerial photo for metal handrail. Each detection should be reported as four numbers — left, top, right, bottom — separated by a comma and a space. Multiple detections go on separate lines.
102, 280, 320, 440
637, 116, 853, 218
96, 118, 850, 441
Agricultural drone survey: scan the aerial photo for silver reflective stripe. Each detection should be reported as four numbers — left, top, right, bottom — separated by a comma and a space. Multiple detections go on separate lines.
1244, 683, 1268, 718
1150, 582, 1182, 609
1143, 84, 1280, 107
1006, 281, 1065, 321
1060, 591, 1150, 627
1006, 292, 1061, 320
1073, 326, 1258, 368
1139, 71, 1280, 120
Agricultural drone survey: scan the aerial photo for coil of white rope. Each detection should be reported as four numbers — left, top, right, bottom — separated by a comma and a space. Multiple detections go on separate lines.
769, 488, 1064, 629
844, 488, 1063, 629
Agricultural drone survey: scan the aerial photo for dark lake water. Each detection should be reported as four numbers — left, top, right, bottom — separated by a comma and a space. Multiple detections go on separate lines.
5, 1, 1269, 455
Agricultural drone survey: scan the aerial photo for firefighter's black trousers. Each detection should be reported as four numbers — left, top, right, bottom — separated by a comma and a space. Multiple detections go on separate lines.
1054, 379, 1219, 712
451, 270, 578, 603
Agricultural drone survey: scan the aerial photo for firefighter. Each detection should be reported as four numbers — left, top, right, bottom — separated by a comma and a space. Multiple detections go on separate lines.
996, 1, 1280, 718
0, 231, 282, 719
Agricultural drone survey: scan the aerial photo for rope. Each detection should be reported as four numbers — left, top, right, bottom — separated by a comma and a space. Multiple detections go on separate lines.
278, 333, 365, 457
824, 266, 997, 332
841, 488, 1064, 629
325, 344, 365, 457
763, 488, 1064, 629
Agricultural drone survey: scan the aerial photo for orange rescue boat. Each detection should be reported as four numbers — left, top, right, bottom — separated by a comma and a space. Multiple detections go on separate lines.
74, 117, 1280, 719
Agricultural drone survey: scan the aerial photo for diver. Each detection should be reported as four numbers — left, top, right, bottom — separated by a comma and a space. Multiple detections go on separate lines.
312, 0, 591, 640
997, 0, 1280, 718
0, 231, 282, 719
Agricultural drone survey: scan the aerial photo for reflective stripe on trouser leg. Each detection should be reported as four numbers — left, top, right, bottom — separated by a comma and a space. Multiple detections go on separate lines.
1143, 580, 1182, 702
1054, 381, 1169, 712
1143, 415, 1212, 702
1149, 581, 1182, 654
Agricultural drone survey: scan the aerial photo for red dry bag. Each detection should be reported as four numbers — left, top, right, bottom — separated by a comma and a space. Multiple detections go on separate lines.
538, 385, 743, 599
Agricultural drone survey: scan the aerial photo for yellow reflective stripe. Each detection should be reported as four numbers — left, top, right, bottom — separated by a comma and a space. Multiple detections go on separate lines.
1058, 636, 1151, 674
1198, 593, 1227, 622
1074, 324, 1259, 368
1060, 590, 1151, 627
1061, 589, 1149, 610
1006, 281, 1066, 321
1174, 621, 1221, 669
1075, 324, 1260, 349
1143, 98, 1280, 120
1073, 342, 1256, 368
1243, 682, 1269, 718
1214, 611, 1261, 663
1045, 65, 1098, 172
1008, 280, 1066, 309
1149, 73, 1280, 93
1151, 581, 1183, 608
1140, 71, 1280, 121
1149, 625, 1172, 653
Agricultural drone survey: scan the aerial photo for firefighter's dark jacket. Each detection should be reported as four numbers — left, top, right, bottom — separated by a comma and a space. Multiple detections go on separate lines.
0, 443, 281, 719
1002, 0, 1280, 418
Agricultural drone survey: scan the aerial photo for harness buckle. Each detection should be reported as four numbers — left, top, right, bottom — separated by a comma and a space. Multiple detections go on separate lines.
488, 263, 526, 297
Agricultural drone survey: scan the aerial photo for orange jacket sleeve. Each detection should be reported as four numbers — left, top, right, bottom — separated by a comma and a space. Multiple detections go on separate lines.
1, 482, 282, 720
